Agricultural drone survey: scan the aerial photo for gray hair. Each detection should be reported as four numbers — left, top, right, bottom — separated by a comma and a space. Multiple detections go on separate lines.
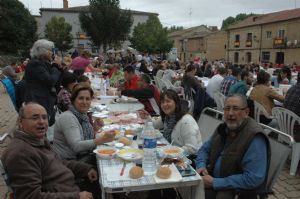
225, 94, 248, 107
30, 39, 54, 59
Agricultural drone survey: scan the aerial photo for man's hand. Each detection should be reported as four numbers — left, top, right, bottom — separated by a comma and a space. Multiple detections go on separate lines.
79, 191, 93, 199
87, 168, 98, 182
202, 175, 214, 188
197, 168, 209, 176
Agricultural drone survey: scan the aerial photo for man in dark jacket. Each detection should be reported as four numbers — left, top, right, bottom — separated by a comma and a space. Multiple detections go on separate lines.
196, 94, 270, 199
2, 102, 97, 199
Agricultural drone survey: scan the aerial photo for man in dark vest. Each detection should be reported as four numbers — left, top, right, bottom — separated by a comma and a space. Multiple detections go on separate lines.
196, 94, 270, 199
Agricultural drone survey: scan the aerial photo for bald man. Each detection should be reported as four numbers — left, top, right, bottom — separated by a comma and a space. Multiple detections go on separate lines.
2, 102, 97, 199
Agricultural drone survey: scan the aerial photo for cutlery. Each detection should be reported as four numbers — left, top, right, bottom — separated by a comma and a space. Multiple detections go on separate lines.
120, 162, 126, 176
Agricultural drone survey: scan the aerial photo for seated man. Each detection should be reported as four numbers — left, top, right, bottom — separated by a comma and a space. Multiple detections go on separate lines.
1, 102, 98, 199
196, 94, 270, 199
121, 65, 139, 90
120, 74, 160, 116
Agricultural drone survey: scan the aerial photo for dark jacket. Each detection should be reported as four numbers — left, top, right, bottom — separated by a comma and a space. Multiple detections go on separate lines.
1, 130, 93, 199
24, 59, 62, 125
208, 118, 270, 196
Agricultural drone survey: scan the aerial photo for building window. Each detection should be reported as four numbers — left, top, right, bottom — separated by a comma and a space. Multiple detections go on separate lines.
278, 29, 285, 38
246, 52, 252, 63
235, 34, 240, 41
234, 52, 239, 63
266, 31, 272, 39
247, 33, 252, 40
262, 52, 270, 62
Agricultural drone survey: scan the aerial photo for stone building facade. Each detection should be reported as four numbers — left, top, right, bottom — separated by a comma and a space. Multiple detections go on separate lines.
227, 8, 300, 65
38, 1, 156, 54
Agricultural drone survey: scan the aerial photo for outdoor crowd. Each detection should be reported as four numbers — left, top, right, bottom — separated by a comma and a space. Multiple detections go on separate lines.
0, 38, 300, 199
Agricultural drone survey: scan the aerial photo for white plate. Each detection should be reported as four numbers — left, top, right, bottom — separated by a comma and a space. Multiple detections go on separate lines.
161, 146, 184, 159
97, 95, 119, 99
93, 147, 118, 159
117, 148, 144, 161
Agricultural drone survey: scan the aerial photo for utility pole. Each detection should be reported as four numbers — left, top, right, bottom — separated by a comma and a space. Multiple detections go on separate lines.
189, 8, 192, 27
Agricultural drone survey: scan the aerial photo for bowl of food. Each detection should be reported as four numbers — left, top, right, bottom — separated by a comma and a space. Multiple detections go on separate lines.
162, 146, 184, 159
93, 147, 117, 159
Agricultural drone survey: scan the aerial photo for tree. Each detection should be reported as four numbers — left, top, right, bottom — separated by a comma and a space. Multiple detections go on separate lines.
167, 26, 184, 34
221, 13, 256, 30
0, 0, 37, 56
45, 16, 73, 54
130, 14, 173, 54
79, 0, 133, 51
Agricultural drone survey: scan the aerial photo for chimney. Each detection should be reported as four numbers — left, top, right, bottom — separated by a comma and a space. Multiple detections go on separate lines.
63, 0, 68, 9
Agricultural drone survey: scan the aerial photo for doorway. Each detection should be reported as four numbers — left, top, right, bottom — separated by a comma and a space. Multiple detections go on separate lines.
276, 52, 284, 64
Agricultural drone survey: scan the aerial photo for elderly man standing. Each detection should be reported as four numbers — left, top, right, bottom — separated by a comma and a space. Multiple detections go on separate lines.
2, 102, 97, 199
196, 94, 270, 199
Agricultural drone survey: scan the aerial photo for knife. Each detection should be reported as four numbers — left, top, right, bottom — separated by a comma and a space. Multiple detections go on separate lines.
120, 162, 126, 176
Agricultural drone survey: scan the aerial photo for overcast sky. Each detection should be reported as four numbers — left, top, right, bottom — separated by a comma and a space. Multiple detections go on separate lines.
19, 0, 299, 28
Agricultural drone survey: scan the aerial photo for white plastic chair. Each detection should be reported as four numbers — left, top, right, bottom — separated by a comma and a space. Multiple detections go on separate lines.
163, 79, 183, 94
258, 123, 294, 196
254, 101, 273, 123
154, 76, 167, 91
197, 107, 224, 143
272, 107, 300, 175
213, 91, 225, 111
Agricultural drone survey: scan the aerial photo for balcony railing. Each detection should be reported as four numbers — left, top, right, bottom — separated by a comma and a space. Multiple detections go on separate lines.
273, 38, 286, 48
246, 40, 252, 47
234, 41, 240, 48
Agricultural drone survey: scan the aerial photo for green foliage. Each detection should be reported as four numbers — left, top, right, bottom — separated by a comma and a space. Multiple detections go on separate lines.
167, 26, 184, 34
221, 13, 256, 30
79, 0, 133, 51
130, 14, 173, 54
0, 0, 37, 56
45, 16, 73, 52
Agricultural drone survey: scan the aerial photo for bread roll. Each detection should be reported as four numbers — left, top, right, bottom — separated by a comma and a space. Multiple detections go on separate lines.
129, 166, 144, 179
156, 166, 171, 179
124, 129, 134, 136
118, 137, 131, 146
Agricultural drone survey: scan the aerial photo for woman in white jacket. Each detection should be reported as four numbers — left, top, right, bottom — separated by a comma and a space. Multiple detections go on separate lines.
153, 89, 202, 155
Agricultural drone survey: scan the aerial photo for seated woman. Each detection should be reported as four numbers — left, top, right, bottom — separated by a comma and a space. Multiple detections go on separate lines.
250, 70, 285, 125
152, 89, 202, 155
272, 66, 291, 87
57, 72, 77, 112
53, 83, 115, 163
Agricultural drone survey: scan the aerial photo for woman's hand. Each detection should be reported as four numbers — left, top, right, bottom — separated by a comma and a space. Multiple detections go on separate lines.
138, 110, 151, 120
94, 130, 116, 145
93, 118, 104, 132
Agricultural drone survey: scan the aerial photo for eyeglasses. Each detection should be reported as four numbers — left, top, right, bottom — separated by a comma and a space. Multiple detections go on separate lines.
223, 106, 247, 112
22, 115, 48, 121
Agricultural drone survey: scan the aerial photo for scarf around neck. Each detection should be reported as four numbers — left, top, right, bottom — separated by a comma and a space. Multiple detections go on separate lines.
163, 114, 177, 143
69, 105, 94, 140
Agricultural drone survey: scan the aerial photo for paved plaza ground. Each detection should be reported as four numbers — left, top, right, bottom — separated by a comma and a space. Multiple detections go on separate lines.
0, 85, 299, 198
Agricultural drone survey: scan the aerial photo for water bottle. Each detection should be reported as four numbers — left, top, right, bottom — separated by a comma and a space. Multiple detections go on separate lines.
142, 122, 157, 175
100, 79, 106, 96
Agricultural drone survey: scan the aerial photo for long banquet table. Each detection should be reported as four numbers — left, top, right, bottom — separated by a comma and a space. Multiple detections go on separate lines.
91, 96, 204, 199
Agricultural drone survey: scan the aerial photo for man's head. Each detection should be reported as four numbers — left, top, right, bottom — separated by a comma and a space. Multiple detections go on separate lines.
123, 65, 135, 81
232, 67, 242, 80
138, 74, 151, 88
18, 102, 48, 139
224, 94, 249, 131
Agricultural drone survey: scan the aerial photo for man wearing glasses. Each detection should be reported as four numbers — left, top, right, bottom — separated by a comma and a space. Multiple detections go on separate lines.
196, 94, 270, 199
2, 102, 97, 199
